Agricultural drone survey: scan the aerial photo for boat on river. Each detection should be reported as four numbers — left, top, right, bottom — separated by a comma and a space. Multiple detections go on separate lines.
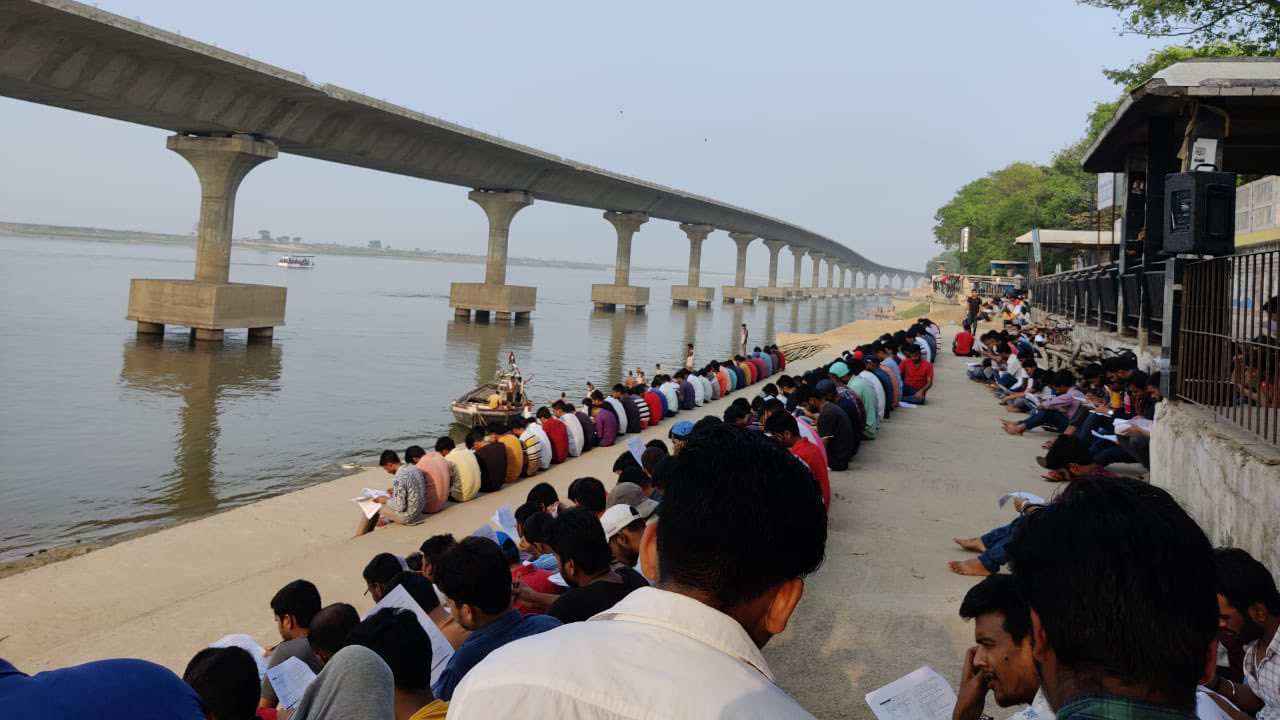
450, 354, 530, 429
277, 254, 315, 268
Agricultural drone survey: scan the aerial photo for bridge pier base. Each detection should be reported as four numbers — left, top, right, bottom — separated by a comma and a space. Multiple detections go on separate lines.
591, 211, 649, 312
721, 286, 757, 304
126, 135, 285, 342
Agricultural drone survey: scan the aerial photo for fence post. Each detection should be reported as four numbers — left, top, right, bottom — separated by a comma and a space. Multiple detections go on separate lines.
1161, 258, 1185, 399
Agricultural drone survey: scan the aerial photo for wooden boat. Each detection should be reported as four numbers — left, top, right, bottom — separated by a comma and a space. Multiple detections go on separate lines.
450, 382, 527, 428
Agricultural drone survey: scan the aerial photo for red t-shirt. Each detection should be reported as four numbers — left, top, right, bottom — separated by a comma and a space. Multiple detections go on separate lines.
541, 417, 569, 464
953, 331, 974, 355
512, 564, 559, 615
643, 391, 664, 428
901, 357, 934, 391
790, 437, 830, 510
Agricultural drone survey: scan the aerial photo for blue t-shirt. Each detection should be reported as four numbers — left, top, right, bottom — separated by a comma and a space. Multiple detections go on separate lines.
432, 609, 560, 700
0, 658, 204, 719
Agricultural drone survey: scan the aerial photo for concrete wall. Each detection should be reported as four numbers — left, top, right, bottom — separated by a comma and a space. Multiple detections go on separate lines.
1151, 401, 1280, 574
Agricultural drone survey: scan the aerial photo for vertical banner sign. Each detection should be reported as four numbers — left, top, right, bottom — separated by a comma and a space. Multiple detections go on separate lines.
960, 226, 970, 253
1031, 226, 1042, 264
1097, 173, 1115, 210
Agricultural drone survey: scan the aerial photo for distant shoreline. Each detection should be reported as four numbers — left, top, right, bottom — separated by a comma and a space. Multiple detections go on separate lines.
0, 220, 688, 274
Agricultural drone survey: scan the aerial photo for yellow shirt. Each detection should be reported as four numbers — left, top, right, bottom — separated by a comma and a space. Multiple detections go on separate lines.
409, 699, 449, 720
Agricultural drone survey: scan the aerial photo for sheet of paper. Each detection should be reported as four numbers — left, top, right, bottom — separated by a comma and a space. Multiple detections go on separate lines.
627, 437, 645, 465
353, 497, 382, 519
492, 504, 519, 541
865, 666, 956, 720
471, 523, 498, 544
548, 571, 568, 587
265, 656, 316, 711
358, 488, 389, 500
1091, 430, 1118, 443
998, 492, 1046, 509
365, 584, 455, 686
209, 633, 269, 679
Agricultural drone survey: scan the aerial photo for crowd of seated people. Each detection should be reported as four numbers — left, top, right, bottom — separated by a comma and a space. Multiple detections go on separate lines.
947, 474, 1280, 720
3, 418, 834, 718
354, 345, 788, 536
942, 294, 1280, 720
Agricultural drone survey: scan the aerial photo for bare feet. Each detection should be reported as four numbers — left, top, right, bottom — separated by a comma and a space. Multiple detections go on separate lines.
953, 537, 986, 552
949, 558, 993, 576
1000, 420, 1025, 435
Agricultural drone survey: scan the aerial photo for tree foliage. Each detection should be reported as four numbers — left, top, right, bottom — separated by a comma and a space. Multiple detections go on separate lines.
1080, 0, 1280, 51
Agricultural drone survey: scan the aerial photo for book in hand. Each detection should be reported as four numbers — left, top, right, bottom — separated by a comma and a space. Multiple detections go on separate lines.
865, 666, 956, 720
352, 488, 389, 519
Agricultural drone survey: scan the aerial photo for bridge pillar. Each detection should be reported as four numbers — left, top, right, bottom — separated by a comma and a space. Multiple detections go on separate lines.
671, 223, 715, 307
758, 239, 789, 301
837, 263, 848, 296
809, 252, 824, 298
126, 134, 284, 342
592, 211, 649, 312
721, 232, 757, 304
788, 246, 806, 298
450, 190, 535, 322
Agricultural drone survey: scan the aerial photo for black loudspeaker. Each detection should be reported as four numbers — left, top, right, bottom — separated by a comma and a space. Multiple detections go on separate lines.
1163, 170, 1236, 256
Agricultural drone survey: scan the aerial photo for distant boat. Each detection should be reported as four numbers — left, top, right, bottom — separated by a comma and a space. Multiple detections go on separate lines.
277, 254, 315, 269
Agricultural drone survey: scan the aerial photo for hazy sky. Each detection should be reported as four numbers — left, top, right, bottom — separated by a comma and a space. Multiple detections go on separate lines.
0, 0, 1160, 274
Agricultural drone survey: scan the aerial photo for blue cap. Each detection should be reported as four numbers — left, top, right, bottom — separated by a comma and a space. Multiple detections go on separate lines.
815, 379, 836, 396
669, 420, 695, 439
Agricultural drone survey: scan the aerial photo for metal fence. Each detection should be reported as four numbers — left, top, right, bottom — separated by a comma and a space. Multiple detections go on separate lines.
1177, 246, 1280, 445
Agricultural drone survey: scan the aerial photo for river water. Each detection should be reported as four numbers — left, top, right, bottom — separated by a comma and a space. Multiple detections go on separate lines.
0, 234, 889, 561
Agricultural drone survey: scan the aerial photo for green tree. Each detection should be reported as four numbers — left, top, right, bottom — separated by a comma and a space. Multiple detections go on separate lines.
1080, 0, 1280, 51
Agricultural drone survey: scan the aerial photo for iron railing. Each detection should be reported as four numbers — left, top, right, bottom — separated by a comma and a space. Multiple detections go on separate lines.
1177, 246, 1279, 445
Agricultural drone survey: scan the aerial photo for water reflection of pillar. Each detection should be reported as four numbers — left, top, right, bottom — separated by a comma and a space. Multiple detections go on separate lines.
788, 296, 801, 333
444, 317, 535, 391
120, 337, 282, 517
728, 302, 746, 356
764, 299, 777, 344
681, 306, 698, 358
589, 309, 646, 387
805, 297, 819, 334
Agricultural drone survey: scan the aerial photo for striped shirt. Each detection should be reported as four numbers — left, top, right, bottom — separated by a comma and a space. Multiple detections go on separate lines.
517, 431, 541, 477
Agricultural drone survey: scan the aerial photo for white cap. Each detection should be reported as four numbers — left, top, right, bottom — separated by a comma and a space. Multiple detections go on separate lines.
600, 504, 642, 540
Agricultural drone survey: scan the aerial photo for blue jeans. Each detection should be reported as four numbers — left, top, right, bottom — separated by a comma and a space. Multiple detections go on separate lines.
901, 384, 927, 405
1021, 409, 1068, 432
978, 516, 1024, 572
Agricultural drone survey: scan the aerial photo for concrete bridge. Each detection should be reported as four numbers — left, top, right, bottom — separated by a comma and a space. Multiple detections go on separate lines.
0, 0, 927, 338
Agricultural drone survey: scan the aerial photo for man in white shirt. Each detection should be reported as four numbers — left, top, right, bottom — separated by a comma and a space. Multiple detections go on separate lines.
553, 402, 584, 457
446, 423, 827, 719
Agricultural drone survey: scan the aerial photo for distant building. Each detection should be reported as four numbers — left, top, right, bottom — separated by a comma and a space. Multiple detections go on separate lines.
258, 230, 272, 242
368, 240, 382, 249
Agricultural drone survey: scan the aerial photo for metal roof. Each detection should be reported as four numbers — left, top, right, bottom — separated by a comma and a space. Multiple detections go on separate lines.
1083, 58, 1280, 173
